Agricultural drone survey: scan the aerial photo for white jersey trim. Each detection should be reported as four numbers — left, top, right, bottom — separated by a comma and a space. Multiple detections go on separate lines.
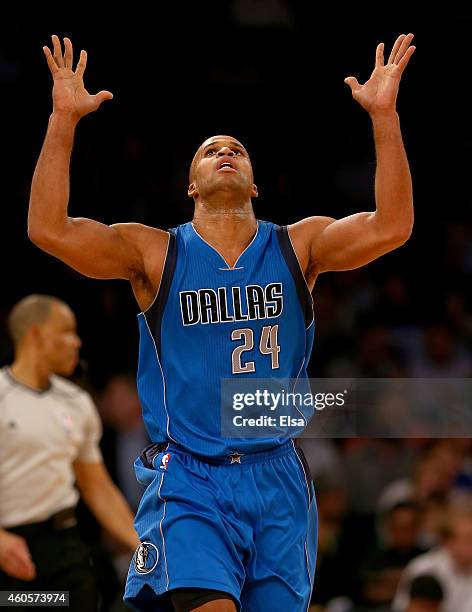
157, 448, 170, 590
191, 221, 259, 270
142, 315, 177, 444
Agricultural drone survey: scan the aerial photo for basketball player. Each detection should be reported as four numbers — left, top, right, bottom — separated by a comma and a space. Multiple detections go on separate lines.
29, 33, 415, 611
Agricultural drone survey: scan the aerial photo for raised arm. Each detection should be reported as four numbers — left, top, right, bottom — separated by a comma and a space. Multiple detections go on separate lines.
28, 35, 168, 310
289, 34, 416, 289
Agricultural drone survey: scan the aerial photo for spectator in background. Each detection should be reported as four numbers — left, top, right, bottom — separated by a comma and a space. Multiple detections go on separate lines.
309, 473, 351, 607
406, 574, 444, 612
344, 439, 417, 516
372, 502, 427, 570
98, 373, 149, 513
451, 439, 472, 504
342, 502, 429, 610
392, 507, 472, 612
96, 373, 151, 598
356, 324, 406, 377
0, 295, 139, 611
377, 441, 471, 549
378, 443, 460, 511
321, 572, 444, 612
410, 323, 472, 378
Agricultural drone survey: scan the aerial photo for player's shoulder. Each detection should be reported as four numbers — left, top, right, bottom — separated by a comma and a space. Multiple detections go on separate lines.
111, 222, 169, 245
171, 221, 193, 236
286, 216, 337, 264
288, 215, 336, 236
257, 219, 277, 231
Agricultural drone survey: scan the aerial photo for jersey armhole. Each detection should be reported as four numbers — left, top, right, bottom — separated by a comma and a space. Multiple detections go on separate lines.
142, 230, 178, 357
275, 225, 314, 329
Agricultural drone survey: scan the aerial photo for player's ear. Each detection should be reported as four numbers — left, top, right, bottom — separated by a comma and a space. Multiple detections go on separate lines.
251, 183, 259, 198
188, 182, 198, 198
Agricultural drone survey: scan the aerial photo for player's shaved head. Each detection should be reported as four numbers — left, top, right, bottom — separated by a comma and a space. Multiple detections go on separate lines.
189, 135, 249, 183
8, 294, 67, 347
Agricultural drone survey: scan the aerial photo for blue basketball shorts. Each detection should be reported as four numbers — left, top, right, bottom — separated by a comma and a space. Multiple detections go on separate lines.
124, 440, 317, 611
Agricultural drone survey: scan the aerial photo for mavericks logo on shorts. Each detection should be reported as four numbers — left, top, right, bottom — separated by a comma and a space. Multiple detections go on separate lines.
134, 542, 159, 574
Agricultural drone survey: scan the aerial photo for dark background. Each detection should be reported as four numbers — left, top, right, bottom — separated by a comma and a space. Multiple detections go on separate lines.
1, 5, 472, 610
1, 7, 471, 386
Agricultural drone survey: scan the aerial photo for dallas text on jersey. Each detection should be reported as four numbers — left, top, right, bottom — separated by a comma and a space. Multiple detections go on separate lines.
179, 283, 284, 326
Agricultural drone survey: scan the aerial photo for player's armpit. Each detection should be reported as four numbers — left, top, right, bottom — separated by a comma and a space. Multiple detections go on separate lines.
289, 212, 411, 276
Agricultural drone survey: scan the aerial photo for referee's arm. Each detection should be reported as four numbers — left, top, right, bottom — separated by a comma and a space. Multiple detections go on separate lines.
73, 461, 140, 551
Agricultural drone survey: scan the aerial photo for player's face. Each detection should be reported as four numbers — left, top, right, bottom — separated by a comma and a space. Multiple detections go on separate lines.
188, 136, 258, 201
37, 303, 82, 376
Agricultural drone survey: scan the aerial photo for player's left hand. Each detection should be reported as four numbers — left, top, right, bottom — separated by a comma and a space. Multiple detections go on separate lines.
344, 33, 415, 115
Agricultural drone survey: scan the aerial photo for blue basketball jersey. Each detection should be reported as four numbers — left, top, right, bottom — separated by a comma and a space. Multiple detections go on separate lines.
137, 220, 314, 458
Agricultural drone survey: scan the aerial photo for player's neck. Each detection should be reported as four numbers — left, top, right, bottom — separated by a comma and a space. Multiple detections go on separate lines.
9, 352, 51, 391
192, 201, 257, 267
193, 196, 255, 229
193, 189, 255, 213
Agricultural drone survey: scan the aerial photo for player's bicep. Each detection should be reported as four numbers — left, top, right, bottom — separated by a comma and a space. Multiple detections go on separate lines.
291, 213, 403, 274
31, 217, 144, 280
310, 212, 404, 272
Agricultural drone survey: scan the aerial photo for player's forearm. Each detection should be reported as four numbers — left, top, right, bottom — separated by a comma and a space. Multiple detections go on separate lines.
371, 111, 414, 242
28, 112, 78, 244
83, 480, 139, 551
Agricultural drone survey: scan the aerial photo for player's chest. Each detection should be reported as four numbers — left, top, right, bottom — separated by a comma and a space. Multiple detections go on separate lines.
169, 259, 296, 327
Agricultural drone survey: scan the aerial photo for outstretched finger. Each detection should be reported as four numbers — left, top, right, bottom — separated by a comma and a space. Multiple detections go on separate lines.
388, 34, 406, 64
397, 45, 416, 74
375, 42, 384, 68
42, 46, 59, 76
75, 49, 87, 78
393, 33, 414, 64
63, 37, 73, 69
51, 34, 64, 68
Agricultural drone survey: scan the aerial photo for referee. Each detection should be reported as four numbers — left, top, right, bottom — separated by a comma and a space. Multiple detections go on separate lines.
0, 295, 140, 610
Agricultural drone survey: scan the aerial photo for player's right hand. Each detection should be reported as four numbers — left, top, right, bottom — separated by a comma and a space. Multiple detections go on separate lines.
0, 529, 36, 581
43, 34, 113, 121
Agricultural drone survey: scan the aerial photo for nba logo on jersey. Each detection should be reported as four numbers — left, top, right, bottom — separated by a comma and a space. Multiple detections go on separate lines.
160, 453, 171, 470
62, 414, 73, 436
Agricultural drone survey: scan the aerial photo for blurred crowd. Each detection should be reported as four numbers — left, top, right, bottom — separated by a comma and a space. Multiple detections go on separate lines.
300, 437, 472, 611
1, 5, 472, 611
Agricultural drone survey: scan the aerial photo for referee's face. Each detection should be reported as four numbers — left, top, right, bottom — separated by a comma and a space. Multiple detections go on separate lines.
38, 303, 82, 376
